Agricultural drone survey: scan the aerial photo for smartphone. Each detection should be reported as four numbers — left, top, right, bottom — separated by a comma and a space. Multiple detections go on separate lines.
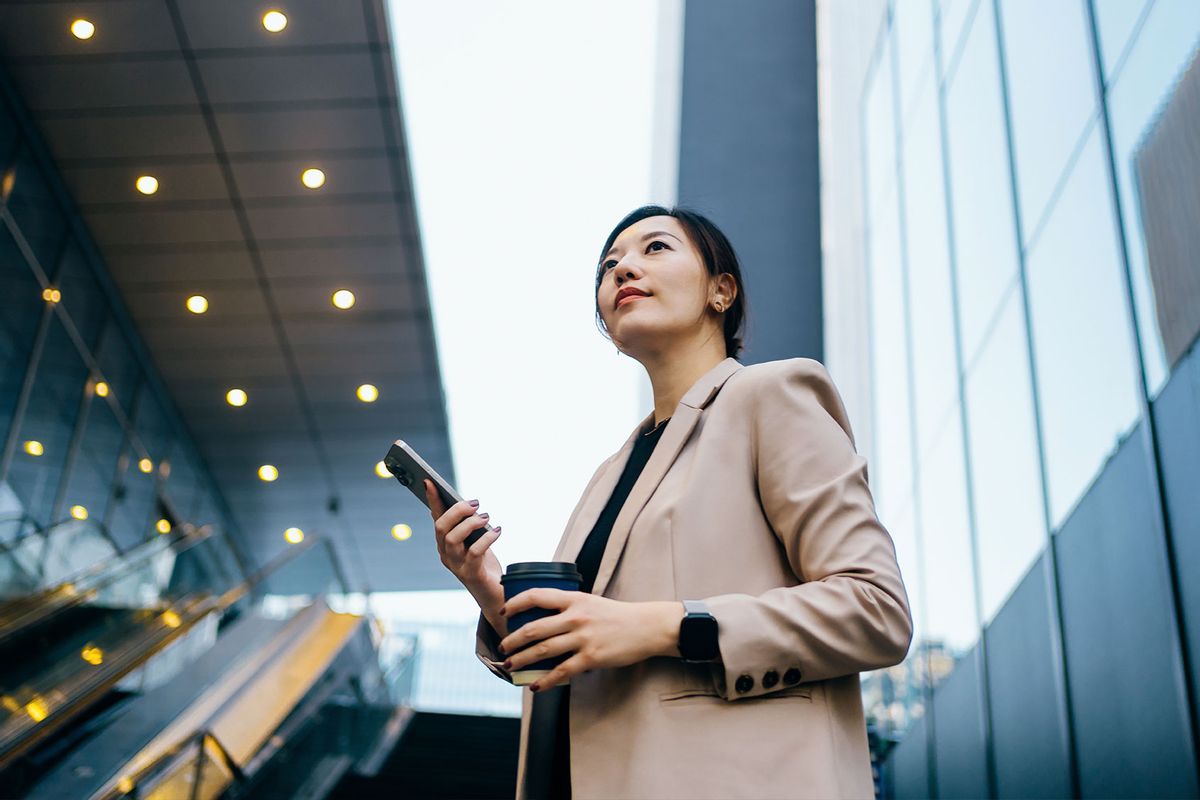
383, 440, 491, 547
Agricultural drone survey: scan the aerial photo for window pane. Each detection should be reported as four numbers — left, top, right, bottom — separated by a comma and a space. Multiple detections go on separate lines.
95, 319, 139, 415
868, 187, 915, 521
107, 414, 157, 548
965, 291, 1047, 622
894, 0, 935, 120
1093, 0, 1153, 77
865, 34, 897, 211
132, 383, 173, 497
4, 145, 65, 274
164, 445, 200, 521
938, 0, 979, 68
901, 74, 958, 456
917, 404, 979, 660
945, 5, 1020, 364
5, 316, 87, 525
54, 239, 106, 352
1025, 127, 1141, 527
58, 377, 124, 527
998, 0, 1098, 236
0, 225, 41, 446
1106, 0, 1200, 394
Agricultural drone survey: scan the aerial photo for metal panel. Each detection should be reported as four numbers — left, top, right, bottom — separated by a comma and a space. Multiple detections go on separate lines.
889, 713, 931, 800
1152, 342, 1200, 731
931, 646, 988, 800
984, 552, 1073, 798
677, 0, 823, 364
1054, 422, 1198, 797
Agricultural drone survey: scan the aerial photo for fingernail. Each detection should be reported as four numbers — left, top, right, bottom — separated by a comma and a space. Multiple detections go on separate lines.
494, 526, 503, 534
530, 684, 540, 693
479, 512, 490, 519
503, 660, 513, 669
469, 499, 480, 506
499, 606, 506, 616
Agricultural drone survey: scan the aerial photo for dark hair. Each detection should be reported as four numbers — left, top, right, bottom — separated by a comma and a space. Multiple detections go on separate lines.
594, 205, 749, 359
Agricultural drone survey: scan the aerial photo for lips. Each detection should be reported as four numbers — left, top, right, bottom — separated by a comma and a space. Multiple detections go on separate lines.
615, 288, 650, 308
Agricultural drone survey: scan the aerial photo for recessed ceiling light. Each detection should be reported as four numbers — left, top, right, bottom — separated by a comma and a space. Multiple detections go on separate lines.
356, 384, 378, 403
71, 19, 95, 40
262, 10, 288, 33
375, 461, 390, 479
301, 168, 325, 189
136, 175, 159, 195
156, 519, 172, 534
23, 441, 44, 457
226, 388, 248, 407
70, 505, 89, 520
284, 527, 304, 544
138, 457, 153, 474
42, 287, 61, 303
332, 289, 355, 309
391, 524, 413, 541
94, 381, 109, 397
258, 464, 279, 482
186, 295, 209, 314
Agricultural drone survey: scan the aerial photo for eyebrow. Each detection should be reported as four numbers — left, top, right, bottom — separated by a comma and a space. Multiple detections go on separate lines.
603, 230, 683, 261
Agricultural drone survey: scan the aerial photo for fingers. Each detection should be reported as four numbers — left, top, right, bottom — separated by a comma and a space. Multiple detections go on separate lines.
530, 652, 588, 692
423, 479, 446, 518
503, 631, 579, 673
444, 513, 491, 548
499, 608, 573, 656
504, 588, 573, 617
465, 526, 502, 559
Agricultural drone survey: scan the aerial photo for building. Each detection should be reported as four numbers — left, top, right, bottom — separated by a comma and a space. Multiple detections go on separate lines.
820, 0, 1200, 796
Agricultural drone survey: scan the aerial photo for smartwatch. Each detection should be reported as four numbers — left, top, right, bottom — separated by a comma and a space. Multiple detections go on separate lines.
678, 600, 720, 663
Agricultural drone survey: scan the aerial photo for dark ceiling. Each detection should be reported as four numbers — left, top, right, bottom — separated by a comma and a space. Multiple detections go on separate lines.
0, 0, 459, 593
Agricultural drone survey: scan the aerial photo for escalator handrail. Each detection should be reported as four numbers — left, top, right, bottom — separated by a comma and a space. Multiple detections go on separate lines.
0, 534, 339, 772
0, 524, 214, 648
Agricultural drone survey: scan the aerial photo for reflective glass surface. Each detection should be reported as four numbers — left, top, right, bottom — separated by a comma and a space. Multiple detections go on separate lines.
0, 225, 41, 445
917, 404, 979, 657
900, 73, 958, 457
894, 0, 936, 120
4, 145, 65, 274
1024, 127, 1141, 526
5, 316, 87, 525
944, 5, 1021, 364
998, 0, 1099, 237
1093, 0, 1153, 77
1105, 0, 1200, 394
964, 291, 1047, 622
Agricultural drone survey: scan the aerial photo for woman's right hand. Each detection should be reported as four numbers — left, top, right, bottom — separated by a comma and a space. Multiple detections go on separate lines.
424, 479, 504, 601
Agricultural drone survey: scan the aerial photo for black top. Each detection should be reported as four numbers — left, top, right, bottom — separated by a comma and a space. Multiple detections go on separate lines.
547, 417, 671, 799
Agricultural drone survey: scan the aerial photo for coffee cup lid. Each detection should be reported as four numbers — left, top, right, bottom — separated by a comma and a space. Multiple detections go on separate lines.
501, 561, 582, 583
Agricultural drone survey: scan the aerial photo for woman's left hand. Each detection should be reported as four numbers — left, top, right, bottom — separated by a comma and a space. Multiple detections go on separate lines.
498, 590, 685, 691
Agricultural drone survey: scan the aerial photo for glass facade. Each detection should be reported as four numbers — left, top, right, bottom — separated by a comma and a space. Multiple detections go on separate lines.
0, 87, 244, 565
850, 0, 1200, 762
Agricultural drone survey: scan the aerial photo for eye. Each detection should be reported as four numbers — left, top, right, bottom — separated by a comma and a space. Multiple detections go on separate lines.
647, 240, 668, 252
601, 240, 669, 272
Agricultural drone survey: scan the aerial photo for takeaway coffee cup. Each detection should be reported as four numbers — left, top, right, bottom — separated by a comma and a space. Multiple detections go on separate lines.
500, 561, 583, 686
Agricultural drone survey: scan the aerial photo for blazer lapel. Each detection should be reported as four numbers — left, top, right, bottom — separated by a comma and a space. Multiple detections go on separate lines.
556, 357, 744, 596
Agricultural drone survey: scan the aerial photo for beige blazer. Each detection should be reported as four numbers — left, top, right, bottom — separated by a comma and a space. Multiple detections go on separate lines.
476, 356, 913, 799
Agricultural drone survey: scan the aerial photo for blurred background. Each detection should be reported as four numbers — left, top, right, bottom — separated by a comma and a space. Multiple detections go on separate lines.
0, 0, 1195, 798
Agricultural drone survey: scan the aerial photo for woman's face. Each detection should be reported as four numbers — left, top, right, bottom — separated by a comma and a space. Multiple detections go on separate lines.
597, 215, 726, 355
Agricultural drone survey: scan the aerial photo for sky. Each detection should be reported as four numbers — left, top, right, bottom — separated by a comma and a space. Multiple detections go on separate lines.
380, 0, 664, 614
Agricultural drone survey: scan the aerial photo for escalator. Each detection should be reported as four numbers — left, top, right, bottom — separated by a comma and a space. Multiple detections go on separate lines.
0, 517, 412, 799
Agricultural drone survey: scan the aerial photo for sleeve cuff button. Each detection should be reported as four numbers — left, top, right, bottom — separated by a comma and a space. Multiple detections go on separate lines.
762, 670, 779, 689
735, 674, 755, 693
783, 668, 802, 686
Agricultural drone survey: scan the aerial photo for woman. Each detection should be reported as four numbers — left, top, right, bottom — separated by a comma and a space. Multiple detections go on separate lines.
424, 205, 912, 799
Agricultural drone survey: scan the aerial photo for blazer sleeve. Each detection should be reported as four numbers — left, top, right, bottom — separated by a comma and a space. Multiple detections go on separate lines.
703, 358, 913, 700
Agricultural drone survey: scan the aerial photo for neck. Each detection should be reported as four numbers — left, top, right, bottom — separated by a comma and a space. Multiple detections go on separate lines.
638, 337, 729, 425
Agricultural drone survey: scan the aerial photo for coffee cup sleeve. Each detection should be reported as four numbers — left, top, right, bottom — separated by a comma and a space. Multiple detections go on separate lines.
475, 612, 515, 684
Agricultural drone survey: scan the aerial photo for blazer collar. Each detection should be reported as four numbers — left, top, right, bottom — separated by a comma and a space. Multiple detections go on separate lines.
553, 356, 744, 596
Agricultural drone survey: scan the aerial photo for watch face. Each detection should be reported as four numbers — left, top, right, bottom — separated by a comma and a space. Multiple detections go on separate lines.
681, 614, 719, 661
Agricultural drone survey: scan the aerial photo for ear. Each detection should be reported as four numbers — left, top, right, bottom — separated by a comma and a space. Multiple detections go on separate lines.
713, 273, 737, 306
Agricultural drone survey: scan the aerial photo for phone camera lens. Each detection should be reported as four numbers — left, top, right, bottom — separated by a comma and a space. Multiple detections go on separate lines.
397, 472, 411, 486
